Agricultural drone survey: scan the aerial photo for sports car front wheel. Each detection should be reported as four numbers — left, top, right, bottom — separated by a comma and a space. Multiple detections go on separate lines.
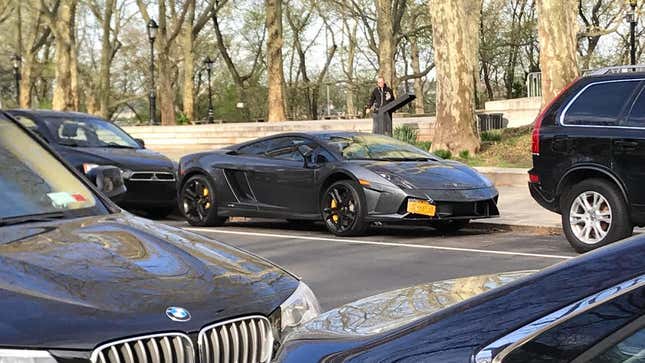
321, 180, 368, 236
180, 174, 227, 227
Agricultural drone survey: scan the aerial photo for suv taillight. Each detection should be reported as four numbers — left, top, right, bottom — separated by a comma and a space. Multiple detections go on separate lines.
531, 77, 580, 155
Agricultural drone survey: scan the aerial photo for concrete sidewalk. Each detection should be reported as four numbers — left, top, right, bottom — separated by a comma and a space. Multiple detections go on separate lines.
480, 185, 562, 232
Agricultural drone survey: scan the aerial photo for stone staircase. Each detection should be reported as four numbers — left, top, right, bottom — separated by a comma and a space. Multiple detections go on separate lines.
123, 117, 435, 160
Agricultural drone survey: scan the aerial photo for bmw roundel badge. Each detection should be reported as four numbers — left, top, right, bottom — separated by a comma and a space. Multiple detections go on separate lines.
166, 306, 191, 322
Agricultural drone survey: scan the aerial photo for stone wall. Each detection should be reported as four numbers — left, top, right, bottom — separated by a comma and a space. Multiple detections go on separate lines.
123, 117, 436, 160
484, 97, 541, 128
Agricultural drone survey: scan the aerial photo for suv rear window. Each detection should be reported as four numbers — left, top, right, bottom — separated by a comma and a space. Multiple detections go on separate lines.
562, 80, 641, 126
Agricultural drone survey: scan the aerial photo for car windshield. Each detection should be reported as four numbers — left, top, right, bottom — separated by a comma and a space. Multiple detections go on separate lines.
43, 115, 140, 149
323, 134, 434, 161
0, 118, 107, 222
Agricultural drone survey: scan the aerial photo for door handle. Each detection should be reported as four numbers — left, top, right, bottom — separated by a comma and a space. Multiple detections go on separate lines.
614, 140, 638, 151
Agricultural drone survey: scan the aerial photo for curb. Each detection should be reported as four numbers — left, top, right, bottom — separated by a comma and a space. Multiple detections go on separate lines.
471, 221, 562, 235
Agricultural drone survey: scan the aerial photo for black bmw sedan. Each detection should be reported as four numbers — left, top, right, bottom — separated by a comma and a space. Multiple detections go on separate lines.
178, 132, 499, 236
276, 237, 645, 362
0, 112, 320, 362
7, 109, 177, 218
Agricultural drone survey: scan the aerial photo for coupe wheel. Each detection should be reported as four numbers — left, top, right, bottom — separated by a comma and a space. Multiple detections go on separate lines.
181, 174, 226, 227
561, 179, 632, 253
321, 180, 367, 236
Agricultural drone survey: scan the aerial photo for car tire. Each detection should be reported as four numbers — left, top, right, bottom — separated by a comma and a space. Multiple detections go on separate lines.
180, 174, 227, 227
321, 180, 368, 236
431, 219, 470, 234
561, 178, 633, 253
145, 207, 176, 220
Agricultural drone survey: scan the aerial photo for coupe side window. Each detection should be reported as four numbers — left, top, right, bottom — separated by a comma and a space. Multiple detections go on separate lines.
13, 115, 48, 141
501, 286, 645, 363
265, 137, 310, 162
626, 88, 645, 127
563, 81, 641, 126
582, 324, 645, 362
238, 140, 270, 156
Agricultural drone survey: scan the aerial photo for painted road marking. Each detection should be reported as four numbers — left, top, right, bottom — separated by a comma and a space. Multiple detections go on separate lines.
185, 227, 574, 260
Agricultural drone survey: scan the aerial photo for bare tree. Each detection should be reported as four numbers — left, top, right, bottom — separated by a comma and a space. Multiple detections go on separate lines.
429, 0, 481, 154
266, 0, 287, 121
537, 0, 579, 106
136, 0, 191, 125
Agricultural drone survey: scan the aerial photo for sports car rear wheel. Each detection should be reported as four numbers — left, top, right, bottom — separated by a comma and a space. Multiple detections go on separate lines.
321, 180, 367, 236
181, 174, 227, 227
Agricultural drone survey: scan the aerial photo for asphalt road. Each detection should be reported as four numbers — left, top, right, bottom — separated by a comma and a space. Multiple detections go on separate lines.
163, 219, 576, 310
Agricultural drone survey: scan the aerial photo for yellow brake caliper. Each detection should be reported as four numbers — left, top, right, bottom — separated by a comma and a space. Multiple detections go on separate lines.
331, 199, 339, 223
203, 187, 211, 209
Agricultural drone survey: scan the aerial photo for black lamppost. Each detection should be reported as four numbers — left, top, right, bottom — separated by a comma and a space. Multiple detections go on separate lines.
628, 0, 639, 65
147, 19, 159, 125
204, 56, 214, 123
11, 54, 21, 107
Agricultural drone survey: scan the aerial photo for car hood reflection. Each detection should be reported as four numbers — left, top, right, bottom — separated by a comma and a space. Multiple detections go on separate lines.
0, 213, 298, 350
361, 160, 492, 190
285, 271, 534, 340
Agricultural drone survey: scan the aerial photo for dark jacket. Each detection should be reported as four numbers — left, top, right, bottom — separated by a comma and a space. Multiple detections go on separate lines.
367, 85, 395, 111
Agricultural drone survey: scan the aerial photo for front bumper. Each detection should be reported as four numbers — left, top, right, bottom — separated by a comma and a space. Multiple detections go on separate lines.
363, 185, 500, 223
112, 179, 177, 208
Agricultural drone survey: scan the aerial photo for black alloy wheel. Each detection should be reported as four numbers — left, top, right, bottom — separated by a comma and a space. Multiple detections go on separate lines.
181, 174, 226, 227
321, 180, 367, 236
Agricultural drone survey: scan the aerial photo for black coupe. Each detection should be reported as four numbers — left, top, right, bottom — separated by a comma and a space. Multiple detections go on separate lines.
0, 112, 320, 362
8, 110, 177, 218
178, 132, 499, 235
276, 236, 645, 362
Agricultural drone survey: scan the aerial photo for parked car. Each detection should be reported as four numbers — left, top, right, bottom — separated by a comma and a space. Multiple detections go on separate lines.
0, 112, 320, 362
8, 109, 177, 218
276, 235, 645, 362
177, 132, 499, 236
529, 65, 645, 252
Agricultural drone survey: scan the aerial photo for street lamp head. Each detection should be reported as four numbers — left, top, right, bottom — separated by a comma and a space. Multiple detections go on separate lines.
204, 56, 214, 71
11, 54, 21, 70
147, 19, 159, 41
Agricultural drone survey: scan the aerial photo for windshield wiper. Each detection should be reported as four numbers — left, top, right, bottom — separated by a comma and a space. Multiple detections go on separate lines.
58, 140, 81, 147
0, 212, 67, 227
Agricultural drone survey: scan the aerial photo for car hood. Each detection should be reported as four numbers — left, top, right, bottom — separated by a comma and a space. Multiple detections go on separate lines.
360, 160, 492, 190
284, 271, 534, 341
0, 213, 298, 350
57, 146, 174, 171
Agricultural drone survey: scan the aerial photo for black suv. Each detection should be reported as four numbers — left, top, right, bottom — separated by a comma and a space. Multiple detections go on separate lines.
530, 65, 645, 252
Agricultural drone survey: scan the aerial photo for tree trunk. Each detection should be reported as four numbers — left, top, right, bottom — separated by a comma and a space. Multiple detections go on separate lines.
537, 0, 579, 107
376, 0, 395, 88
410, 37, 424, 114
266, 0, 287, 122
19, 57, 33, 108
98, 0, 115, 118
182, 0, 195, 122
429, 0, 481, 154
51, 0, 77, 111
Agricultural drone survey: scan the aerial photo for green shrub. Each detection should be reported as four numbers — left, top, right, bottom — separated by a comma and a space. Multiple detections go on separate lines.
481, 130, 503, 142
433, 149, 452, 159
176, 112, 191, 125
415, 141, 432, 151
459, 150, 470, 159
393, 125, 419, 145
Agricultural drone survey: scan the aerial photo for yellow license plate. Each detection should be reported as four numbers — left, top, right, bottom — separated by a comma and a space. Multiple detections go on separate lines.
407, 199, 436, 217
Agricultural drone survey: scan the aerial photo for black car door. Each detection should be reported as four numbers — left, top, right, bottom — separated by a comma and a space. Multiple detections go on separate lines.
246, 136, 318, 217
500, 284, 645, 363
556, 80, 643, 187
614, 82, 645, 212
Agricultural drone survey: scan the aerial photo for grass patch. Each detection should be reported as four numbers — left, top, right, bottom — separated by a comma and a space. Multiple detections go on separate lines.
459, 125, 533, 168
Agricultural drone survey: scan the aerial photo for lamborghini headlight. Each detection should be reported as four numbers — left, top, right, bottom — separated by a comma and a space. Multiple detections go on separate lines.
377, 171, 416, 190
0, 349, 57, 363
271, 282, 321, 340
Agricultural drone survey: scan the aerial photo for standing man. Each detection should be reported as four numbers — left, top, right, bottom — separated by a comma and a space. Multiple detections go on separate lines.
366, 76, 395, 117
